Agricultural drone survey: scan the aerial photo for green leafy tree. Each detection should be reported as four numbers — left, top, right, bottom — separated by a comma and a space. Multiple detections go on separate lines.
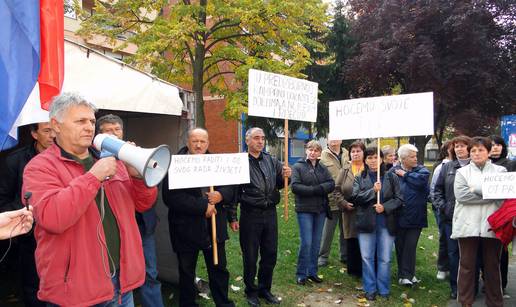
340, 0, 515, 158
76, 0, 328, 128
305, 0, 355, 137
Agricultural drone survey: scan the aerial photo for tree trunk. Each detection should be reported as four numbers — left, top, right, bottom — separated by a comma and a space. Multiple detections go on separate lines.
414, 135, 431, 163
193, 70, 205, 128
192, 0, 207, 128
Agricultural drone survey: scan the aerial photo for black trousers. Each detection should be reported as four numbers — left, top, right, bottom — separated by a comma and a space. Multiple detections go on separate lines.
395, 227, 422, 279
346, 238, 362, 277
501, 248, 508, 289
176, 242, 234, 307
19, 237, 45, 307
239, 208, 278, 298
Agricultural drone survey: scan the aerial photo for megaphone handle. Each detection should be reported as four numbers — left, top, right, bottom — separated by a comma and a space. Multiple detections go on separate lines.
210, 186, 218, 266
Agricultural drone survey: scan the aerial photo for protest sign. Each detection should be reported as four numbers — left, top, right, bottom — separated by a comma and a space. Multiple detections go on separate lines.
329, 92, 434, 140
168, 153, 250, 189
482, 172, 516, 199
248, 69, 318, 122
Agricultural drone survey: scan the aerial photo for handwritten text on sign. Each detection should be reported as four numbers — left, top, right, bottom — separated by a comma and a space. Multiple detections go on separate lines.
168, 153, 250, 189
248, 69, 318, 122
329, 92, 434, 139
482, 172, 516, 199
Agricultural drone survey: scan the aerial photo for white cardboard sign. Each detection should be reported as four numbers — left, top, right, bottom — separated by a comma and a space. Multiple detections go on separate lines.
329, 92, 434, 139
248, 69, 319, 122
482, 172, 516, 199
168, 153, 250, 189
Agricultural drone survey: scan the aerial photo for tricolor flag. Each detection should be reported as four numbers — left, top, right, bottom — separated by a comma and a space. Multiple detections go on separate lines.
0, 0, 64, 151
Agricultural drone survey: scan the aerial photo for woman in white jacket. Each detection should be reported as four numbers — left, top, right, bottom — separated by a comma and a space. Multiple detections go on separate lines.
451, 136, 507, 307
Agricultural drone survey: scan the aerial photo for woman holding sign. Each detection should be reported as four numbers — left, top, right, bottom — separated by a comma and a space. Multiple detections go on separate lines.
352, 147, 403, 301
291, 140, 335, 285
452, 137, 507, 307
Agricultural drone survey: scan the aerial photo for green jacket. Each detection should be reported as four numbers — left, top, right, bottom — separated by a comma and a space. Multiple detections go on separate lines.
319, 147, 349, 211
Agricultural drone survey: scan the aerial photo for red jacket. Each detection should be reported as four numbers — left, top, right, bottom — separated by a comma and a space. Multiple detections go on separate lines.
488, 199, 516, 247
22, 144, 157, 307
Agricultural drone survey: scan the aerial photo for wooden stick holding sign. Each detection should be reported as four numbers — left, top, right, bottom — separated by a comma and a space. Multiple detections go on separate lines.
209, 186, 218, 265
247, 69, 319, 222
377, 138, 381, 204
284, 119, 289, 221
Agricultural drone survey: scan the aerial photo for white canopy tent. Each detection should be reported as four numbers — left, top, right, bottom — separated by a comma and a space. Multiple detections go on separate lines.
9, 39, 184, 139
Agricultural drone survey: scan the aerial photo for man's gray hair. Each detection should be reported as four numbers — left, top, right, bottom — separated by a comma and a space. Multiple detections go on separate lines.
49, 92, 97, 121
398, 144, 418, 159
97, 114, 124, 131
187, 127, 209, 139
245, 127, 264, 139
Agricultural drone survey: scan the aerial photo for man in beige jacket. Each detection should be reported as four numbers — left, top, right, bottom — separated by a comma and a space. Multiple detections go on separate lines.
318, 134, 349, 266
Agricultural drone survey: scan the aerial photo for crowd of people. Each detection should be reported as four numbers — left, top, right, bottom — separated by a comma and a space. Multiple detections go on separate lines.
0, 91, 514, 307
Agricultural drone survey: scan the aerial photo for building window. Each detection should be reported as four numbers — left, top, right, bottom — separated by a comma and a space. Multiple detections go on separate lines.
64, 0, 76, 19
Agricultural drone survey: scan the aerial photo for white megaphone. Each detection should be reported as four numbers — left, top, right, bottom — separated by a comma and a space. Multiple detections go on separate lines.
93, 134, 171, 188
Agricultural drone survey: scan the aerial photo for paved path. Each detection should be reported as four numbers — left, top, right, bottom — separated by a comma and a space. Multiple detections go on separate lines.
448, 252, 516, 307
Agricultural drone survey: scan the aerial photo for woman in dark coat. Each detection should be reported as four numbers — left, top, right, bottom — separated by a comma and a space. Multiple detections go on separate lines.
352, 147, 403, 301
291, 140, 335, 285
489, 135, 515, 297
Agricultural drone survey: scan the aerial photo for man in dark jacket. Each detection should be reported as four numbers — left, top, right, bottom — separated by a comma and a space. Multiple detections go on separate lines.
0, 122, 54, 307
97, 114, 164, 307
390, 144, 430, 287
231, 127, 291, 306
162, 128, 235, 307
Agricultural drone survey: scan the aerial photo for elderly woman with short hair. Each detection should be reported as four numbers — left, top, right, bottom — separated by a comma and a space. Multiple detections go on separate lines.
452, 137, 506, 307
390, 144, 430, 286
381, 145, 396, 171
291, 140, 335, 285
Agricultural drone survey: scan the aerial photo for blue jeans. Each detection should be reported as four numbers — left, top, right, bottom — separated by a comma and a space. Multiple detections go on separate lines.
296, 212, 326, 279
138, 233, 164, 307
358, 227, 395, 295
443, 222, 459, 292
46, 271, 134, 307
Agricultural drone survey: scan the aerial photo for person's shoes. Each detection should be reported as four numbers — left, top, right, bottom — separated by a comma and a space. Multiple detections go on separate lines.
296, 277, 306, 285
246, 296, 261, 306
411, 276, 421, 284
365, 292, 376, 301
398, 278, 413, 286
307, 275, 323, 283
436, 270, 448, 280
503, 289, 511, 299
450, 291, 457, 299
355, 285, 364, 291
258, 291, 281, 304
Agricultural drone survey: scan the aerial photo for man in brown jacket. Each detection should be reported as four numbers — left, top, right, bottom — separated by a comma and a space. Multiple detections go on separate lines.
318, 134, 349, 266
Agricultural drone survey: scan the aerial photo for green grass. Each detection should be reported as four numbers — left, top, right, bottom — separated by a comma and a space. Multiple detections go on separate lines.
158, 193, 451, 307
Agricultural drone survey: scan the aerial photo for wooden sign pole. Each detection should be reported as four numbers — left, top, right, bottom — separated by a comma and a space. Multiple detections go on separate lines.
377, 138, 381, 204
284, 118, 289, 221
210, 186, 218, 265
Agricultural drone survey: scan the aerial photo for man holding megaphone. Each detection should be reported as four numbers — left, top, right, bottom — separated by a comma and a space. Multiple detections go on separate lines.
23, 92, 157, 307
